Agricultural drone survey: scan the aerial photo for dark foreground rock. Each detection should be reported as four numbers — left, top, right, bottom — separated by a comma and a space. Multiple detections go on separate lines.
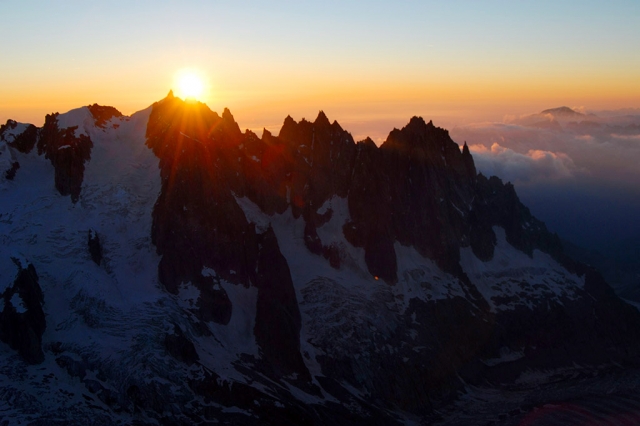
0, 259, 46, 364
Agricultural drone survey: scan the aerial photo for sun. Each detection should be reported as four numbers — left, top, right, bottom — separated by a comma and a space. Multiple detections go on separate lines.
174, 69, 206, 101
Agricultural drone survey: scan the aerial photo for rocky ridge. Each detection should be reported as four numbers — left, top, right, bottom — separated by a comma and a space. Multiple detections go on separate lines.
1, 95, 640, 424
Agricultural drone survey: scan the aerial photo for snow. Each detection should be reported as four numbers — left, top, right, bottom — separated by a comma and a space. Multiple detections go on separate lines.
460, 227, 584, 311
0, 103, 175, 374
10, 293, 27, 313
394, 242, 466, 311
0, 121, 29, 143
56, 106, 94, 138
201, 267, 216, 278
0, 101, 607, 421
235, 195, 391, 387
316, 197, 332, 215
235, 195, 271, 233
481, 347, 525, 366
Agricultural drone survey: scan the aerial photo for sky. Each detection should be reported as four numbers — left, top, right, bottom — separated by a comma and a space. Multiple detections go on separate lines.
1, 1, 639, 132
449, 109, 640, 250
1, 0, 640, 254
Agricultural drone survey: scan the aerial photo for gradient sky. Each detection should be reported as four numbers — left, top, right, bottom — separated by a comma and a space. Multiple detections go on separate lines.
1, 0, 639, 133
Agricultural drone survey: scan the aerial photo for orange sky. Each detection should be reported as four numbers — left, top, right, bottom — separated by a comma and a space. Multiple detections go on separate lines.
1, 1, 639, 138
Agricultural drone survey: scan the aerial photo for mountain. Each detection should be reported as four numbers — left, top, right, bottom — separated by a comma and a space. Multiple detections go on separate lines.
2, 94, 640, 424
508, 106, 601, 130
540, 106, 586, 118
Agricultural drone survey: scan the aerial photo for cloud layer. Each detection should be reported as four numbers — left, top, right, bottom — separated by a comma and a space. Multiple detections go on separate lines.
448, 107, 640, 248
469, 143, 577, 184
450, 108, 640, 191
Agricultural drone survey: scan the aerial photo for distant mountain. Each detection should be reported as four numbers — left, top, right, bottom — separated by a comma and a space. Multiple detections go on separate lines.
507, 106, 599, 129
2, 94, 640, 424
541, 106, 586, 118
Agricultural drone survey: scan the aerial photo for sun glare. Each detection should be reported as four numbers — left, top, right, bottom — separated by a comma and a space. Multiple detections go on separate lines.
175, 70, 206, 101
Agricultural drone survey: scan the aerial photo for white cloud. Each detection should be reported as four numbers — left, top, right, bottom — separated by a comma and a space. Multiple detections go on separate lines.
469, 143, 576, 184
450, 108, 640, 190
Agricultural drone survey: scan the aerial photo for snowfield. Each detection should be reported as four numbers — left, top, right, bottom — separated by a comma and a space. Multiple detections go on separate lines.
0, 102, 634, 425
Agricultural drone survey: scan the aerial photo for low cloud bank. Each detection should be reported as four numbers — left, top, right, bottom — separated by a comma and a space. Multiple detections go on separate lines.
449, 107, 640, 249
469, 143, 577, 183
450, 107, 640, 189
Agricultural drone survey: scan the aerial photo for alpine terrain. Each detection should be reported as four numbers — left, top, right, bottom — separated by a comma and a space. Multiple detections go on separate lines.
2, 93, 640, 425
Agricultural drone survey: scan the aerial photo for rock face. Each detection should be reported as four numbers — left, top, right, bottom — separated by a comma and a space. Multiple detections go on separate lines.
0, 119, 37, 154
87, 104, 123, 128
88, 229, 102, 265
37, 113, 93, 202
164, 324, 199, 365
0, 259, 46, 364
2, 96, 640, 424
254, 226, 309, 380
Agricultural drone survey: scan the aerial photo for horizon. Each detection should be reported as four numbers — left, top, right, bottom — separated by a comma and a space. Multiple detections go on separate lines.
2, 1, 639, 129
2, 1, 640, 254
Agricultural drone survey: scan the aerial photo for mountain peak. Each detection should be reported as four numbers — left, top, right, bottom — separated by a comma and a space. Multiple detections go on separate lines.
541, 106, 584, 117
314, 110, 330, 127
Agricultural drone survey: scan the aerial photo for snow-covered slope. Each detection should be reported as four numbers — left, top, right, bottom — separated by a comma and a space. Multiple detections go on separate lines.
1, 98, 640, 425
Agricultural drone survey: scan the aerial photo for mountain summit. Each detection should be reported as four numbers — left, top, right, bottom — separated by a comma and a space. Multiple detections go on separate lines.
2, 97, 640, 424
541, 106, 586, 117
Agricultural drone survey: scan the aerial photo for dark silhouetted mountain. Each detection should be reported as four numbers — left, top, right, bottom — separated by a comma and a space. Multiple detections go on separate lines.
1, 97, 640, 424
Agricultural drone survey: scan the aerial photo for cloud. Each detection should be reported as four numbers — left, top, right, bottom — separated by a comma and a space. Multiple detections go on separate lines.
469, 143, 576, 184
611, 133, 640, 141
449, 107, 640, 249
450, 110, 640, 190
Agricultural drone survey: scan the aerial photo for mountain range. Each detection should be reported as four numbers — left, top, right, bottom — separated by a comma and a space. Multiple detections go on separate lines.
2, 93, 640, 425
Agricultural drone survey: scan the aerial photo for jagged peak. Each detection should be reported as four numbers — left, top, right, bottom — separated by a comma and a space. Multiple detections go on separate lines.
222, 107, 234, 121
167, 90, 175, 99
278, 115, 298, 141
408, 116, 427, 127
261, 128, 272, 140
357, 137, 377, 149
283, 115, 296, 126
218, 107, 242, 137
462, 141, 470, 155
314, 110, 330, 127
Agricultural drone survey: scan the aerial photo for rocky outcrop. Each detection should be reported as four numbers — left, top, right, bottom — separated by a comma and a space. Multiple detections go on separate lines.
254, 226, 309, 380
143, 97, 636, 387
37, 113, 93, 202
146, 94, 309, 376
4, 161, 19, 180
0, 258, 46, 364
145, 95, 258, 295
88, 229, 102, 266
164, 324, 199, 365
0, 119, 37, 153
87, 104, 123, 128
4, 96, 640, 425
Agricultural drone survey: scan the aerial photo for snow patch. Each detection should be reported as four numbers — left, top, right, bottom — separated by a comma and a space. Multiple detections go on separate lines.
202, 267, 216, 278
0, 122, 30, 143
460, 227, 584, 311
56, 106, 93, 138
235, 195, 271, 232
394, 242, 466, 311
10, 293, 27, 313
